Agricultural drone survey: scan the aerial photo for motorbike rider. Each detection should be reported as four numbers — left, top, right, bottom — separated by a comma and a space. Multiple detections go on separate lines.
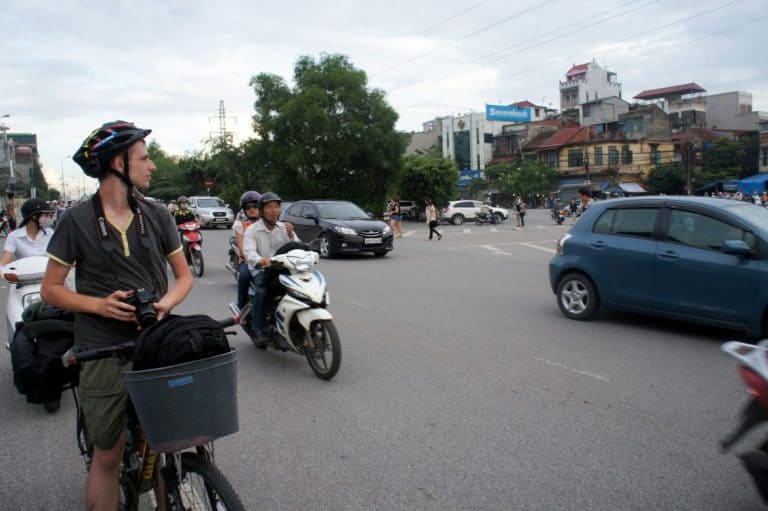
173, 195, 199, 225
41, 120, 194, 510
242, 192, 299, 346
0, 198, 56, 266
233, 191, 261, 309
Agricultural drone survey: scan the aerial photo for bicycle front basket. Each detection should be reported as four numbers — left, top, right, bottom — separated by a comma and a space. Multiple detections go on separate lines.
123, 349, 238, 452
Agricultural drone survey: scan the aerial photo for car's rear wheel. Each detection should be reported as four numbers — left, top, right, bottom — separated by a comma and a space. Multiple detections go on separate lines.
556, 273, 599, 320
452, 214, 464, 225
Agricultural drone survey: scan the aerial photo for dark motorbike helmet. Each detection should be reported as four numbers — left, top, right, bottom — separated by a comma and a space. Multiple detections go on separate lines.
258, 192, 281, 212
240, 191, 262, 211
20, 198, 55, 227
73, 121, 151, 180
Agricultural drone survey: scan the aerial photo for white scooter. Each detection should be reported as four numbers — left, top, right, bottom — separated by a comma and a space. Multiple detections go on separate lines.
229, 243, 341, 380
2, 256, 48, 348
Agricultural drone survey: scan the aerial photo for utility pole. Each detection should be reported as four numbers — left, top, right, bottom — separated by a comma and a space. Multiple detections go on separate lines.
583, 147, 590, 183
684, 142, 694, 195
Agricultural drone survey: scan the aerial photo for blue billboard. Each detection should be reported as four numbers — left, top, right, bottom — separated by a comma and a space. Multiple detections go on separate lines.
485, 104, 531, 123
458, 169, 482, 186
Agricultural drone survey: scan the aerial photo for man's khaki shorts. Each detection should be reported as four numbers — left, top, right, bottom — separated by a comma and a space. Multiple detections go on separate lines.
79, 358, 133, 450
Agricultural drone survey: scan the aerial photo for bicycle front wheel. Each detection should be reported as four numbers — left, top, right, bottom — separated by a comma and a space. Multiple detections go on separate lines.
164, 452, 245, 511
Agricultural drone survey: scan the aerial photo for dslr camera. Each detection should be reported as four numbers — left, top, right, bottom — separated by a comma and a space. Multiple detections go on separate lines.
127, 287, 158, 328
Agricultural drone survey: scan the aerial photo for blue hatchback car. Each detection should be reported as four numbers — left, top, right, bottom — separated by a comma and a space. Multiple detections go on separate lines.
549, 196, 768, 337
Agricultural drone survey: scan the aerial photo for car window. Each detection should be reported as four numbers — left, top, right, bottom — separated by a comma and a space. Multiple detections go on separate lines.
592, 208, 658, 238
666, 209, 755, 251
316, 202, 368, 219
284, 203, 300, 216
197, 198, 224, 208
455, 201, 473, 208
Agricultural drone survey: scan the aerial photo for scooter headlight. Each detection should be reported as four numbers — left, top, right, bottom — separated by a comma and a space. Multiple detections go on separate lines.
286, 287, 313, 302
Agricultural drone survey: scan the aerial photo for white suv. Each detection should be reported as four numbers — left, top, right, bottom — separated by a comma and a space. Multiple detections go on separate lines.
442, 200, 509, 225
187, 196, 234, 229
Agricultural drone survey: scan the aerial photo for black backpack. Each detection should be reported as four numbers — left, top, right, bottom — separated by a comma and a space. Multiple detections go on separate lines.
132, 314, 230, 371
11, 318, 79, 404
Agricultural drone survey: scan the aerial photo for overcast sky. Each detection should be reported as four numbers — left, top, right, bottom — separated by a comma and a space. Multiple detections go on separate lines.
1, 0, 765, 194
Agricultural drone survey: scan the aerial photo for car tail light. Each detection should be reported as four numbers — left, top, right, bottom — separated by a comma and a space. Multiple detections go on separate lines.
555, 233, 571, 255
739, 365, 768, 409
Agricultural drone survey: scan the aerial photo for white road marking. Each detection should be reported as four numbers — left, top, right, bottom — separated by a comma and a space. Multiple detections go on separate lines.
520, 242, 556, 254
489, 227, 498, 232
462, 228, 471, 234
533, 357, 610, 382
480, 245, 512, 255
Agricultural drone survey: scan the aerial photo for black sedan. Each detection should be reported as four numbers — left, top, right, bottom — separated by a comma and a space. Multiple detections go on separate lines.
282, 200, 394, 258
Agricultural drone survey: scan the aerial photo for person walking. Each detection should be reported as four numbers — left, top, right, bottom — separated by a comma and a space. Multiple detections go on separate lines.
425, 198, 442, 240
41, 120, 194, 510
389, 197, 403, 239
6, 191, 17, 230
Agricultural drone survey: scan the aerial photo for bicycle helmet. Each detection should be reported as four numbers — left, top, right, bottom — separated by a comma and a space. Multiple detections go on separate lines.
240, 191, 262, 211
258, 192, 281, 211
73, 121, 152, 180
20, 198, 55, 227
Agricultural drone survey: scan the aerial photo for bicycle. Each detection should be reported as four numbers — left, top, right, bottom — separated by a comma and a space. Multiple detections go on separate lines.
61, 317, 245, 511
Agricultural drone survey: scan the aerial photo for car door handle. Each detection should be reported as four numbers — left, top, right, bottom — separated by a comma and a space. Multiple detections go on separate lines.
657, 250, 679, 261
588, 240, 605, 249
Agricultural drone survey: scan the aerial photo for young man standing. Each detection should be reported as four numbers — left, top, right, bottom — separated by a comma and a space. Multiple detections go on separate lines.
41, 121, 194, 511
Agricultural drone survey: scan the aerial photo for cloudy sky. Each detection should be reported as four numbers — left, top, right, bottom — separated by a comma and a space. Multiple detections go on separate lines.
1, 0, 765, 194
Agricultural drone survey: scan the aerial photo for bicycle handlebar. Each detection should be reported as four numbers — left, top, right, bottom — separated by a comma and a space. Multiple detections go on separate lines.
62, 317, 237, 368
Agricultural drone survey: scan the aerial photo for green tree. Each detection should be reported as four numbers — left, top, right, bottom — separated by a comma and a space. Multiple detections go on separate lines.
698, 138, 741, 184
146, 140, 183, 201
398, 153, 458, 209
250, 53, 405, 213
645, 163, 687, 195
491, 160, 559, 202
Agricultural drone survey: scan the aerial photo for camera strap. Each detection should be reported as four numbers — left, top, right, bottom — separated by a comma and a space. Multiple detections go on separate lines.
91, 193, 150, 243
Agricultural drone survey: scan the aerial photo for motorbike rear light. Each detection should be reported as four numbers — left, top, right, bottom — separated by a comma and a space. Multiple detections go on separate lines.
2, 272, 19, 283
739, 365, 768, 408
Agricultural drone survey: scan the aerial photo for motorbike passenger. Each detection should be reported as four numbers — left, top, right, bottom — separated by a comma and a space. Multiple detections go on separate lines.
0, 198, 56, 266
233, 191, 261, 309
40, 120, 194, 510
242, 192, 299, 346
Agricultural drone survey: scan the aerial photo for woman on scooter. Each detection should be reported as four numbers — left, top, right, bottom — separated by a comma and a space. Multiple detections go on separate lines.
233, 191, 261, 309
0, 198, 56, 266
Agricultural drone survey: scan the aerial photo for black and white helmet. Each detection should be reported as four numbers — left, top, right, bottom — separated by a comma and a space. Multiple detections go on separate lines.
240, 191, 262, 211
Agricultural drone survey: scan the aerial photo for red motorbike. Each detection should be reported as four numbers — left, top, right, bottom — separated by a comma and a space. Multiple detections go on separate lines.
178, 221, 204, 277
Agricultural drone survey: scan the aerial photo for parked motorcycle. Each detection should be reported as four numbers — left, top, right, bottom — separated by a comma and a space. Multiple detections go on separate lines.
720, 340, 768, 504
225, 236, 240, 283
178, 221, 204, 277
2, 256, 47, 348
229, 242, 341, 380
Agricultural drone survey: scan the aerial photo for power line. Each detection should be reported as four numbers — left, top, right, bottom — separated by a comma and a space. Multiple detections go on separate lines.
370, 0, 558, 78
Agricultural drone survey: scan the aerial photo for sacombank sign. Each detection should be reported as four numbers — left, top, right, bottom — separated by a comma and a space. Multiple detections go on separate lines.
485, 104, 531, 123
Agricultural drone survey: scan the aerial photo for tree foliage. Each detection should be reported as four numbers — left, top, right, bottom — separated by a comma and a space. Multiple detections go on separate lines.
250, 53, 405, 213
698, 135, 760, 184
488, 160, 559, 201
398, 153, 458, 209
646, 163, 686, 195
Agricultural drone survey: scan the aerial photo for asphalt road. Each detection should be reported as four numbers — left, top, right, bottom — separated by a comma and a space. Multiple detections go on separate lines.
0, 208, 764, 510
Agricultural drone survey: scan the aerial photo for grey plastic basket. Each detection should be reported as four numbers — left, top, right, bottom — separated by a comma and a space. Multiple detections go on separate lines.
123, 349, 238, 452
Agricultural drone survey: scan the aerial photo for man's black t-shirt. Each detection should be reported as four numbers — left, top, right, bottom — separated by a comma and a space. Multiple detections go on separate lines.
46, 198, 182, 348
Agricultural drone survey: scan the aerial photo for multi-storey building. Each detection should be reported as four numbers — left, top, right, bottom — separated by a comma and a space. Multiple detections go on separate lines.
633, 83, 707, 131
559, 60, 622, 123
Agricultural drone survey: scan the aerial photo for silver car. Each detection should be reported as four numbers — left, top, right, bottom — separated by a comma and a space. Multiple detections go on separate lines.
187, 196, 234, 229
